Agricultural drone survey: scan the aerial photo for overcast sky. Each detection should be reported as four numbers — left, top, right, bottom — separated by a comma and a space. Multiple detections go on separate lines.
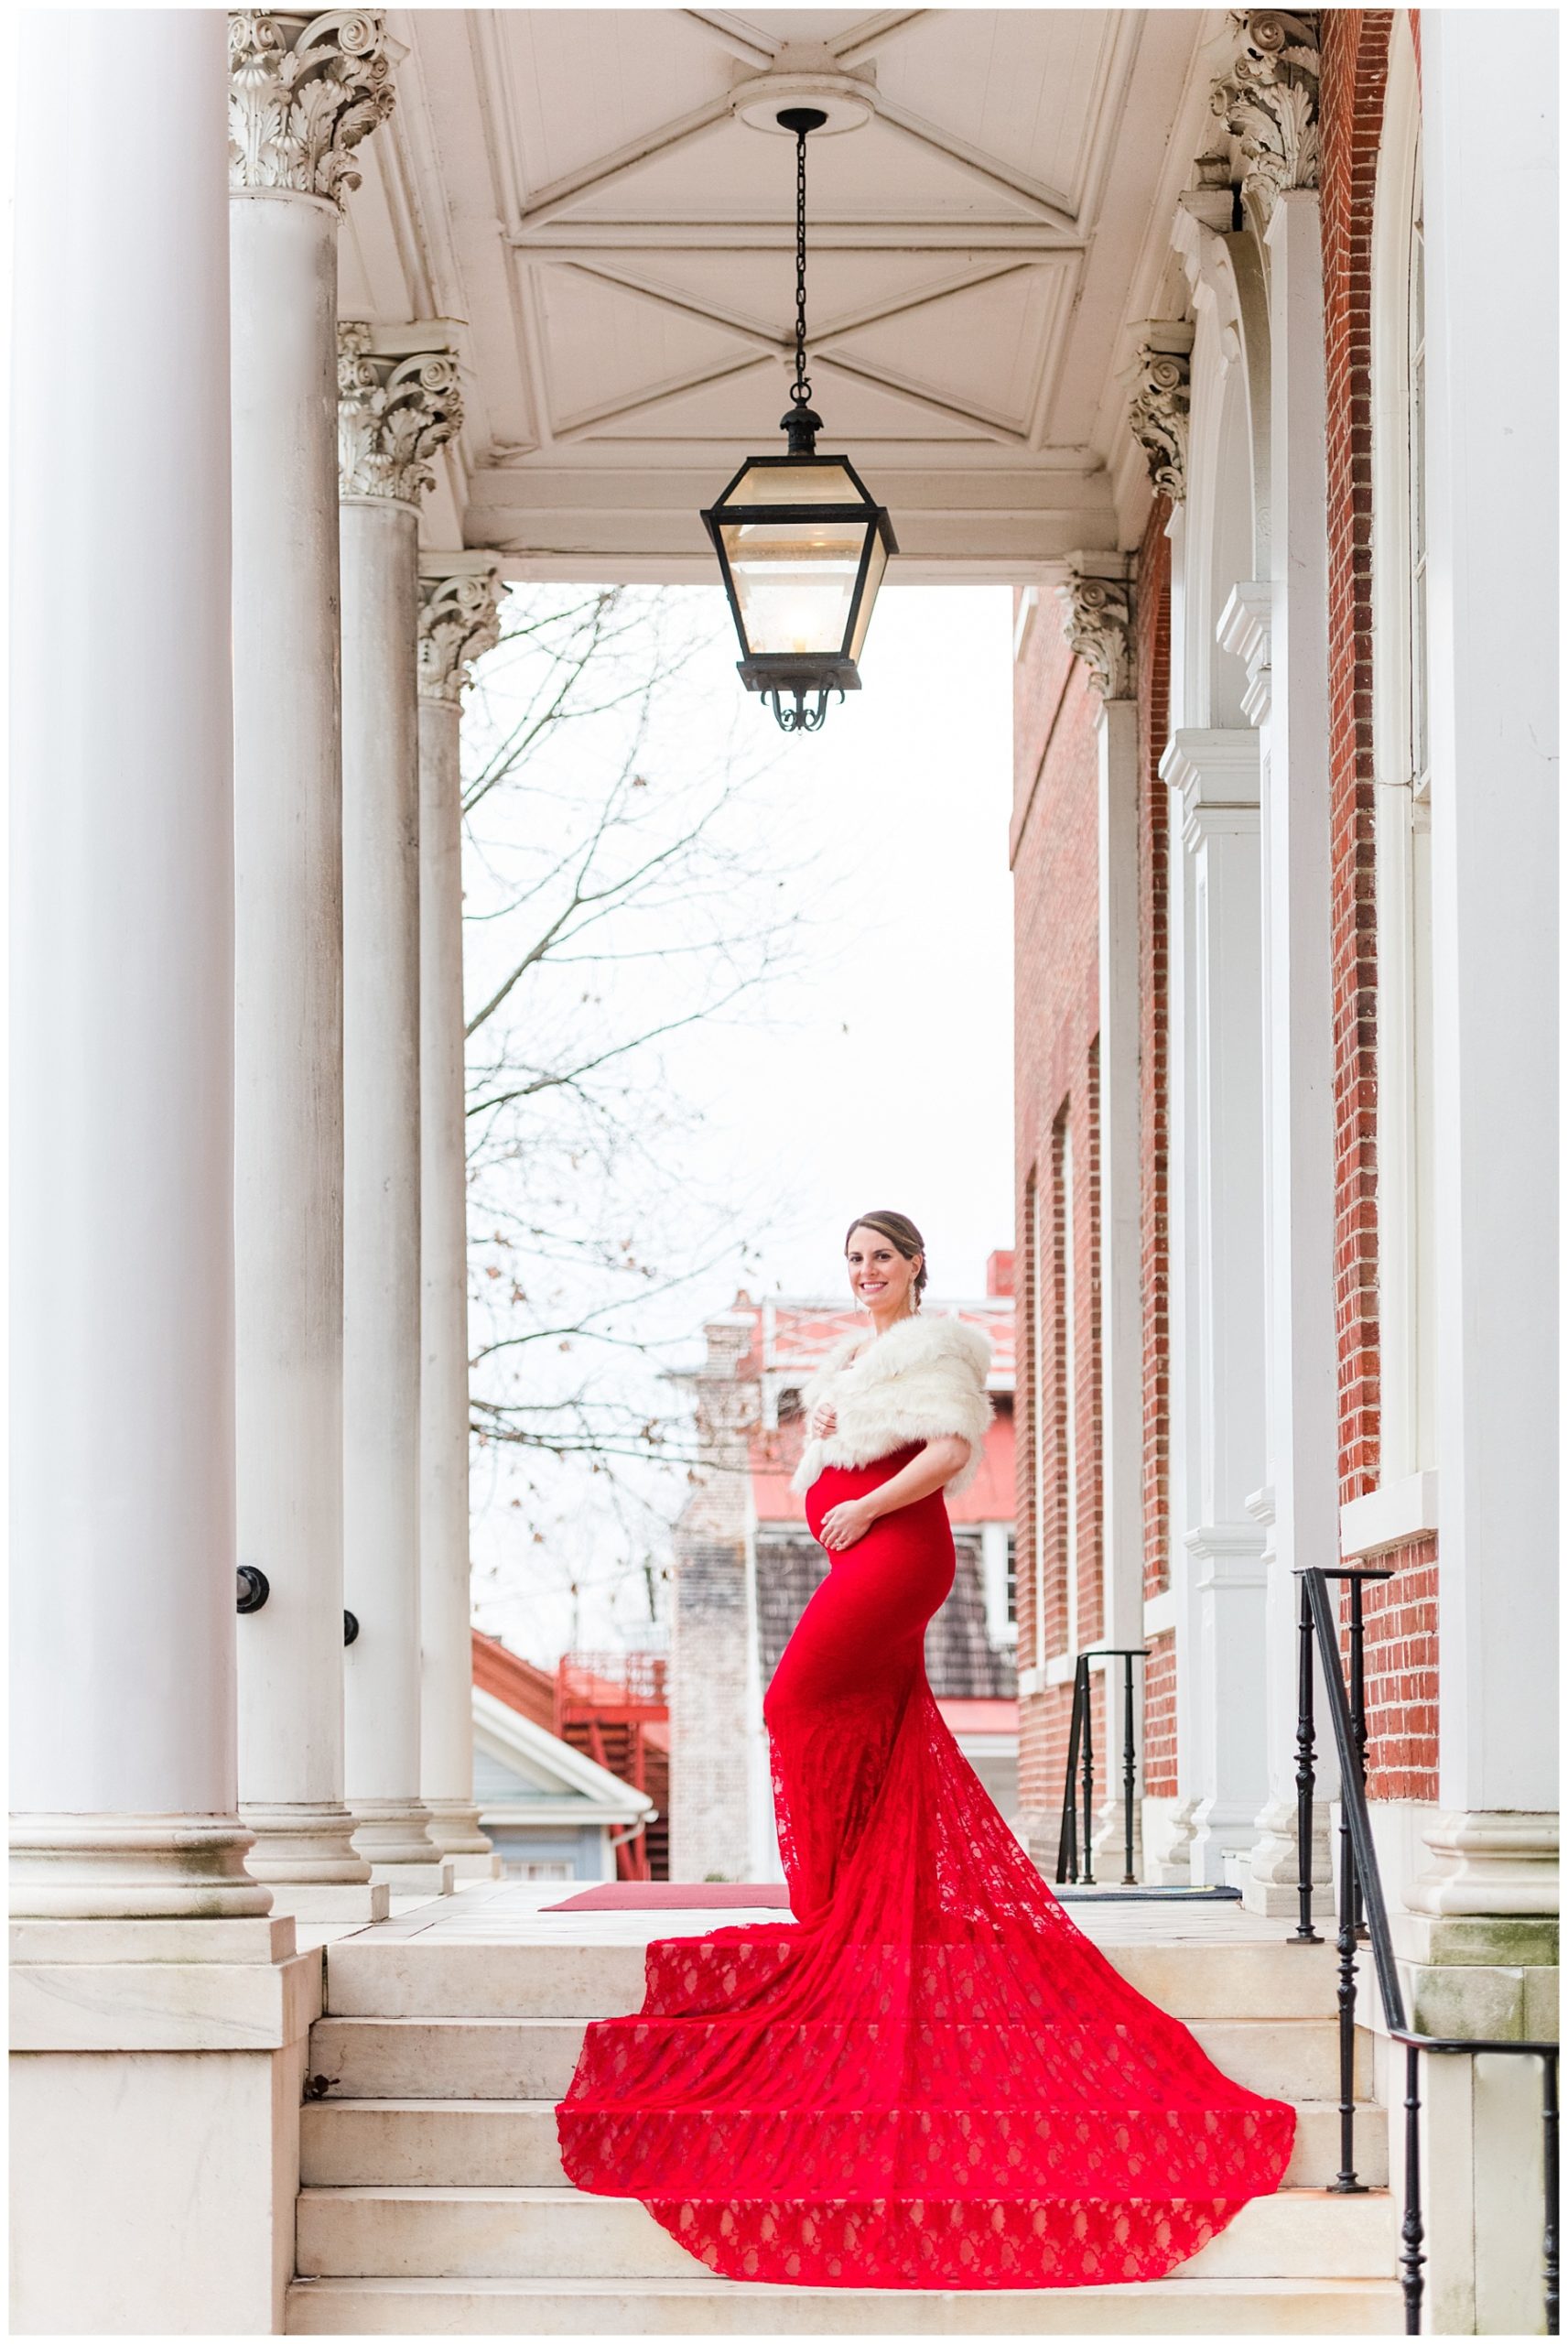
468, 579, 1016, 1660
662, 581, 1017, 1301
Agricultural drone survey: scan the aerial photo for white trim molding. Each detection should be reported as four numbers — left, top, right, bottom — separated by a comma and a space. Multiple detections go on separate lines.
1340, 1470, 1440, 1560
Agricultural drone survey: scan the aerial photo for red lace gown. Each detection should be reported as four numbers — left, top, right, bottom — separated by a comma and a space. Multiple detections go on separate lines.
557, 1447, 1295, 2288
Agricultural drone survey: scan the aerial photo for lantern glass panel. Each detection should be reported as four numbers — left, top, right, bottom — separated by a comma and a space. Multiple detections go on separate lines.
719, 512, 869, 658
847, 530, 889, 663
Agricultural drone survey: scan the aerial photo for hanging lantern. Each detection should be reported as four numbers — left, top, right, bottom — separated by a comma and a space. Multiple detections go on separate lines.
701, 107, 897, 734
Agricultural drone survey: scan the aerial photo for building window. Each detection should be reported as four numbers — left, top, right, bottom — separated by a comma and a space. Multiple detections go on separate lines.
1371, 14, 1435, 1482
1052, 1107, 1080, 1656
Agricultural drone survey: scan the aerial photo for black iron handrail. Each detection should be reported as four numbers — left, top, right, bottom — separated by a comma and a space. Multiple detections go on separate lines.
1292, 1565, 1559, 2333
1056, 1647, 1150, 1889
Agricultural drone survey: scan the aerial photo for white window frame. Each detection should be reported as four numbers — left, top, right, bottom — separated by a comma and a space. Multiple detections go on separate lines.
1361, 13, 1437, 1545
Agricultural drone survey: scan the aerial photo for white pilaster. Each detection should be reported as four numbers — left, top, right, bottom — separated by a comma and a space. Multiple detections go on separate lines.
1410, 8, 1558, 1929
10, 7, 265, 1924
416, 557, 505, 1861
1096, 699, 1147, 1875
1058, 561, 1146, 1877
228, 9, 395, 1897
1233, 185, 1343, 1919
1161, 730, 1270, 1883
338, 327, 463, 1874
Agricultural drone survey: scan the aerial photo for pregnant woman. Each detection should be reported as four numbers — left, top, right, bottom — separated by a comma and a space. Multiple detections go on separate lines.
557, 1210, 1294, 2289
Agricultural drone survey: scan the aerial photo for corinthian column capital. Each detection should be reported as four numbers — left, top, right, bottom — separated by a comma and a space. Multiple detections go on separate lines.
1211, 10, 1321, 224
417, 559, 505, 704
1056, 556, 1135, 702
338, 324, 463, 505
1126, 326, 1194, 505
228, 11, 396, 207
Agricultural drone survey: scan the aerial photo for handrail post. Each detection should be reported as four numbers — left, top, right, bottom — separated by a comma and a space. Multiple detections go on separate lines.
1080, 1657, 1096, 1888
1349, 1573, 1369, 1942
1545, 2049, 1559, 2336
1331, 1749, 1368, 2193
1121, 1649, 1137, 1886
1292, 1570, 1322, 1943
1400, 2040, 1425, 2334
1055, 1657, 1086, 1886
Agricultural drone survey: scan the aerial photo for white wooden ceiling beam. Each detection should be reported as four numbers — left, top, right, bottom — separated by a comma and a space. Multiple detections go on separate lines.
680, 10, 778, 69
829, 12, 933, 69
511, 95, 733, 232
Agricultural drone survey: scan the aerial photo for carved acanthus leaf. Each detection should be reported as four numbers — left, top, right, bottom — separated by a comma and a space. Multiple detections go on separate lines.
1129, 347, 1192, 504
1057, 570, 1135, 701
338, 325, 462, 505
228, 12, 395, 207
417, 568, 505, 704
1211, 10, 1321, 222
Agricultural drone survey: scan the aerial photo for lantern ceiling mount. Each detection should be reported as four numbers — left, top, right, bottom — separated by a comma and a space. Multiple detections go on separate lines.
730, 72, 874, 137
700, 99, 897, 734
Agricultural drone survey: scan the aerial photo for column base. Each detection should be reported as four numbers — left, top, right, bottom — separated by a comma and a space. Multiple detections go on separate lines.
240, 1799, 374, 1885
351, 1797, 443, 1869
11, 1904, 320, 2333
369, 1858, 455, 1898
421, 1799, 494, 1858
1141, 1795, 1200, 1885
1188, 1793, 1267, 1886
261, 1879, 391, 1924
1238, 1795, 1336, 1918
1404, 1807, 1560, 1919
9, 1812, 274, 1921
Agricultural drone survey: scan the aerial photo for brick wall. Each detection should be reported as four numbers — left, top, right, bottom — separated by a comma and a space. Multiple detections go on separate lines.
1321, 7, 1438, 1799
1011, 591, 1107, 1823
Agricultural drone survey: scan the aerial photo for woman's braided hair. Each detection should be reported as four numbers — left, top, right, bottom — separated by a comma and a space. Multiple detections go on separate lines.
844, 1210, 927, 1308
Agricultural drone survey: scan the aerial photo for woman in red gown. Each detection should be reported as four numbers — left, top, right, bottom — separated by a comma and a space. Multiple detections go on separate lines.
557, 1211, 1294, 2288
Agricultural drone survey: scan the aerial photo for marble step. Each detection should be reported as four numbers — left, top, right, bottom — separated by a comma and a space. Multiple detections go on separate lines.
322, 1935, 1345, 2023
305, 2013, 1366, 2106
287, 2271, 1405, 2335
300, 2094, 1389, 2192
294, 2183, 1397, 2285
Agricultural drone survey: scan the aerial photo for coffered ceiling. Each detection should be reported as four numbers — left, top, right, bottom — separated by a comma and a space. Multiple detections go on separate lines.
340, 8, 1229, 577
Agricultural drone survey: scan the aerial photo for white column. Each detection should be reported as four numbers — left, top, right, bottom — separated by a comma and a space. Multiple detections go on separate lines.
416, 559, 505, 1861
1219, 190, 1343, 1922
228, 15, 395, 1898
1161, 730, 1270, 1884
1410, 9, 1558, 1931
9, 9, 265, 1921
336, 328, 463, 1873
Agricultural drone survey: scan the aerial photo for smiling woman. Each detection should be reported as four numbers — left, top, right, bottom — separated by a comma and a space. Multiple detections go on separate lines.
556, 1211, 1295, 2288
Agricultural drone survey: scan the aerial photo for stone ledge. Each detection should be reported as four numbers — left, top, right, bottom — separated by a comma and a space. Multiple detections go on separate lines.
10, 1946, 323, 2052
9, 1913, 297, 1966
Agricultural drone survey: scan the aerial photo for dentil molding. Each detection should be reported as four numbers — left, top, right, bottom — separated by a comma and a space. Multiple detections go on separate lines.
338, 324, 463, 506
1056, 558, 1135, 701
417, 562, 506, 705
1211, 10, 1321, 223
228, 11, 397, 207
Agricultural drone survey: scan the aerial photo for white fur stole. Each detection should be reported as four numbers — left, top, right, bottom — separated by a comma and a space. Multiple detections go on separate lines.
790, 1311, 994, 1500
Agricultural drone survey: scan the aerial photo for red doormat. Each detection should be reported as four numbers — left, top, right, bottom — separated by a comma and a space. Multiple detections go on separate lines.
544, 1882, 794, 1912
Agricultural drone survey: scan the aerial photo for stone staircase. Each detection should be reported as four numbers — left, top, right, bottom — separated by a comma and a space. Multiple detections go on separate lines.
285, 1924, 1402, 2334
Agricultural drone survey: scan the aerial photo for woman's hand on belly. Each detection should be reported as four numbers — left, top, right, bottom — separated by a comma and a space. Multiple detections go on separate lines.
818, 1496, 876, 1551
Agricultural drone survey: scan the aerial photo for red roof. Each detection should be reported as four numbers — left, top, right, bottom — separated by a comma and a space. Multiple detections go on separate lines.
471, 1628, 556, 1731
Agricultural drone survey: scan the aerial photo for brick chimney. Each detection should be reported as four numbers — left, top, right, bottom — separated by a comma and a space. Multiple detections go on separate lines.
986, 1249, 1014, 1298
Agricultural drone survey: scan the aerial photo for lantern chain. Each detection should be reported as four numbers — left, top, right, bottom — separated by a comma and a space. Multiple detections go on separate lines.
791, 125, 812, 414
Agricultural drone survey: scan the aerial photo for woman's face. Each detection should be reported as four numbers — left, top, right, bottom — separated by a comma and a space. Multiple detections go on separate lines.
846, 1224, 920, 1316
